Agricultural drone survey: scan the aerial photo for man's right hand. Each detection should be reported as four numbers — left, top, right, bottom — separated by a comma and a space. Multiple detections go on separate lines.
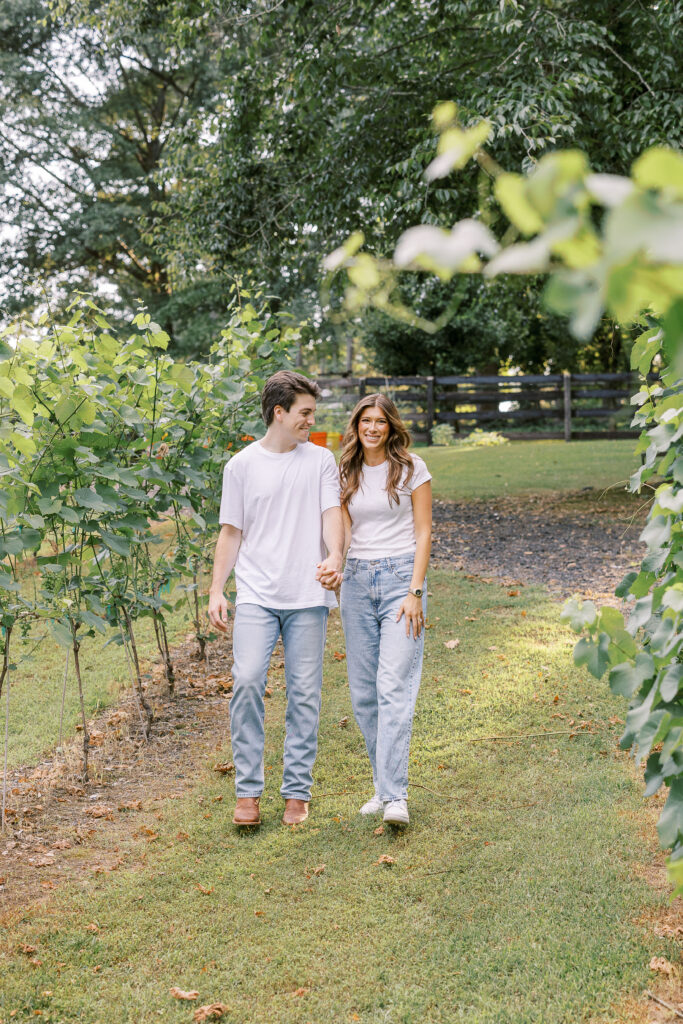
208, 590, 232, 633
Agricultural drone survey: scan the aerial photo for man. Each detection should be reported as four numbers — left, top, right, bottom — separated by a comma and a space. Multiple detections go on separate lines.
208, 370, 344, 827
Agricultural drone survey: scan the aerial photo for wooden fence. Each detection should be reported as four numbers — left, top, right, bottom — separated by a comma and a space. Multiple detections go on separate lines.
316, 372, 639, 443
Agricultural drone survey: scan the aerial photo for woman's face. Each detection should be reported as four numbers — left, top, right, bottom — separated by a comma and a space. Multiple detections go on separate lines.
357, 405, 390, 456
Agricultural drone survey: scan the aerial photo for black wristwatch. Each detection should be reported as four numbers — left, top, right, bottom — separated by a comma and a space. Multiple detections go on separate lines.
409, 588, 423, 598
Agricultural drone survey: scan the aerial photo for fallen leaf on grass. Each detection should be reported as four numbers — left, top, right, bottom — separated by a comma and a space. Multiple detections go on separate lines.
118, 800, 142, 812
176, 831, 190, 841
196, 884, 214, 895
19, 944, 37, 955
33, 855, 55, 868
193, 1003, 230, 1022
290, 987, 310, 997
170, 988, 199, 1001
507, 590, 519, 597
91, 858, 122, 874
29, 957, 43, 967
464, 616, 477, 621
212, 762, 235, 775
444, 639, 460, 650
85, 803, 114, 819
89, 730, 105, 746
654, 922, 683, 938
333, 651, 346, 661
649, 956, 675, 975
313, 864, 325, 876
373, 825, 385, 836
85, 923, 99, 933
264, 687, 273, 698
375, 854, 395, 866
40, 880, 58, 890
338, 716, 349, 728
51, 839, 71, 850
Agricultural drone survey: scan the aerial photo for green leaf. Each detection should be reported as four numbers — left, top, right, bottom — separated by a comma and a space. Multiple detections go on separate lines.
639, 515, 671, 549
9, 383, 35, 426
632, 146, 683, 200
660, 664, 683, 702
99, 531, 131, 557
494, 174, 544, 235
574, 633, 610, 678
50, 621, 73, 649
598, 606, 625, 638
657, 777, 683, 848
560, 598, 597, 633
609, 652, 655, 697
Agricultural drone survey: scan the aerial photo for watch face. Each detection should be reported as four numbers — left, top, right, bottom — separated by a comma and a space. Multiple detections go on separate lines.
412, 588, 423, 597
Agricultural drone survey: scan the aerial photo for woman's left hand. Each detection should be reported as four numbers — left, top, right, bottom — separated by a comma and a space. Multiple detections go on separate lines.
396, 592, 424, 639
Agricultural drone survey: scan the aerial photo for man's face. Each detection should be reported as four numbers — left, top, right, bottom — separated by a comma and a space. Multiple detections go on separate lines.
275, 392, 316, 443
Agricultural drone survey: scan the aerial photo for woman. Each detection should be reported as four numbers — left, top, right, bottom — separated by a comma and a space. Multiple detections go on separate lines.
338, 393, 432, 826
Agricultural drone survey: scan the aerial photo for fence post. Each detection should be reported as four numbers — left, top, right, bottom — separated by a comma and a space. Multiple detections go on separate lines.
358, 378, 366, 401
426, 376, 435, 444
563, 371, 572, 442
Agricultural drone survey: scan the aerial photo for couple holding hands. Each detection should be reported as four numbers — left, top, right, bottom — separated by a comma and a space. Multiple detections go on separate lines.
208, 370, 432, 828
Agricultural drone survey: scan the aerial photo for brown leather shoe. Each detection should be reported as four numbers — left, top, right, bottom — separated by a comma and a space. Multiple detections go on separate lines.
232, 797, 261, 827
282, 798, 309, 825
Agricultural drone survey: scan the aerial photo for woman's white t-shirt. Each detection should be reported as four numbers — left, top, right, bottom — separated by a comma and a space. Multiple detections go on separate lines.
346, 454, 431, 560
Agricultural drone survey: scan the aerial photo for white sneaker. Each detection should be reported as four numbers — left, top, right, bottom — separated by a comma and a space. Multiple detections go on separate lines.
359, 793, 384, 815
383, 799, 409, 826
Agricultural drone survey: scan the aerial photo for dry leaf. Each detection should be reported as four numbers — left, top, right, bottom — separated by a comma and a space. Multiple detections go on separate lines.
375, 854, 395, 866
264, 687, 273, 698
649, 956, 675, 975
213, 762, 235, 775
118, 800, 142, 812
85, 803, 113, 819
291, 987, 309, 997
176, 830, 190, 840
338, 716, 349, 728
464, 616, 477, 621
91, 858, 122, 874
29, 957, 43, 967
33, 855, 55, 868
89, 730, 105, 747
19, 944, 37, 955
85, 923, 99, 933
193, 1003, 230, 1022
333, 651, 346, 661
373, 825, 385, 836
507, 590, 519, 597
196, 884, 214, 895
51, 839, 71, 850
444, 639, 460, 649
313, 864, 326, 876
170, 987, 199, 1001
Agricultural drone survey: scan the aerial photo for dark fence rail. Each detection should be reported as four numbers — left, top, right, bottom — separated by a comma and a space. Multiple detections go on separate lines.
316, 372, 639, 443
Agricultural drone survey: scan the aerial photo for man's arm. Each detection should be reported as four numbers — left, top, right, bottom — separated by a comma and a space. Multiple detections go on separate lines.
208, 524, 242, 632
316, 505, 344, 590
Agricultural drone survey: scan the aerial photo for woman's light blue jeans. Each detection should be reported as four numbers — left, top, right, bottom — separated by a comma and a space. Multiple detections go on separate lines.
230, 604, 328, 801
340, 555, 426, 802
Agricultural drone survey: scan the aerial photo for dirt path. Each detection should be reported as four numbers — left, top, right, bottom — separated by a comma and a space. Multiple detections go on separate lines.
431, 487, 650, 601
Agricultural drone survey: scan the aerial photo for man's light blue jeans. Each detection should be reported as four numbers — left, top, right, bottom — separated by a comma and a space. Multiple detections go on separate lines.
230, 604, 329, 801
340, 555, 426, 802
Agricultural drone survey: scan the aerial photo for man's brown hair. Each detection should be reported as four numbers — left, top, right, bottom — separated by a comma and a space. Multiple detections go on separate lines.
261, 370, 322, 426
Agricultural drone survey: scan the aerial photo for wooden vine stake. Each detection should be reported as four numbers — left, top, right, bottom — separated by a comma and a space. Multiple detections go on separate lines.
1, 625, 11, 833
121, 606, 153, 738
152, 610, 174, 695
68, 619, 90, 784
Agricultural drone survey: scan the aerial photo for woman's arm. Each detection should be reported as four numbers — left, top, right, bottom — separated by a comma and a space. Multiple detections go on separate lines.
396, 480, 432, 639
410, 480, 432, 591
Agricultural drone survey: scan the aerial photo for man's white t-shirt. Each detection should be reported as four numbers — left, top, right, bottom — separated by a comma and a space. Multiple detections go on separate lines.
346, 454, 432, 560
219, 440, 340, 609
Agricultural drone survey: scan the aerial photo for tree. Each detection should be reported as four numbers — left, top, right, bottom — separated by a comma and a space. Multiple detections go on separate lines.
0, 0, 223, 347
154, 0, 682, 337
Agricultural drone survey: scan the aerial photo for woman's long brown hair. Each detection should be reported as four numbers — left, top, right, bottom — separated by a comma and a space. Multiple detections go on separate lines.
339, 393, 414, 511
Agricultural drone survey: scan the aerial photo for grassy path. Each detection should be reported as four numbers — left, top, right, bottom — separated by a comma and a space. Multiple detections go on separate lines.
0, 570, 675, 1024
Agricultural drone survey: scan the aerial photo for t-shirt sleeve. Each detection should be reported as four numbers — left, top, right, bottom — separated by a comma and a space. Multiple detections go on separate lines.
320, 449, 341, 512
409, 454, 432, 492
218, 458, 244, 528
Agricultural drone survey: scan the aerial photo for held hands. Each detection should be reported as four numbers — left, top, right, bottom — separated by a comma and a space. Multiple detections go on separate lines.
316, 554, 343, 591
208, 589, 233, 633
397, 592, 424, 639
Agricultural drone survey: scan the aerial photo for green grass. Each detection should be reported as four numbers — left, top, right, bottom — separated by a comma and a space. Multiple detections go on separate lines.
0, 571, 674, 1024
3, 598, 195, 770
416, 439, 639, 500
